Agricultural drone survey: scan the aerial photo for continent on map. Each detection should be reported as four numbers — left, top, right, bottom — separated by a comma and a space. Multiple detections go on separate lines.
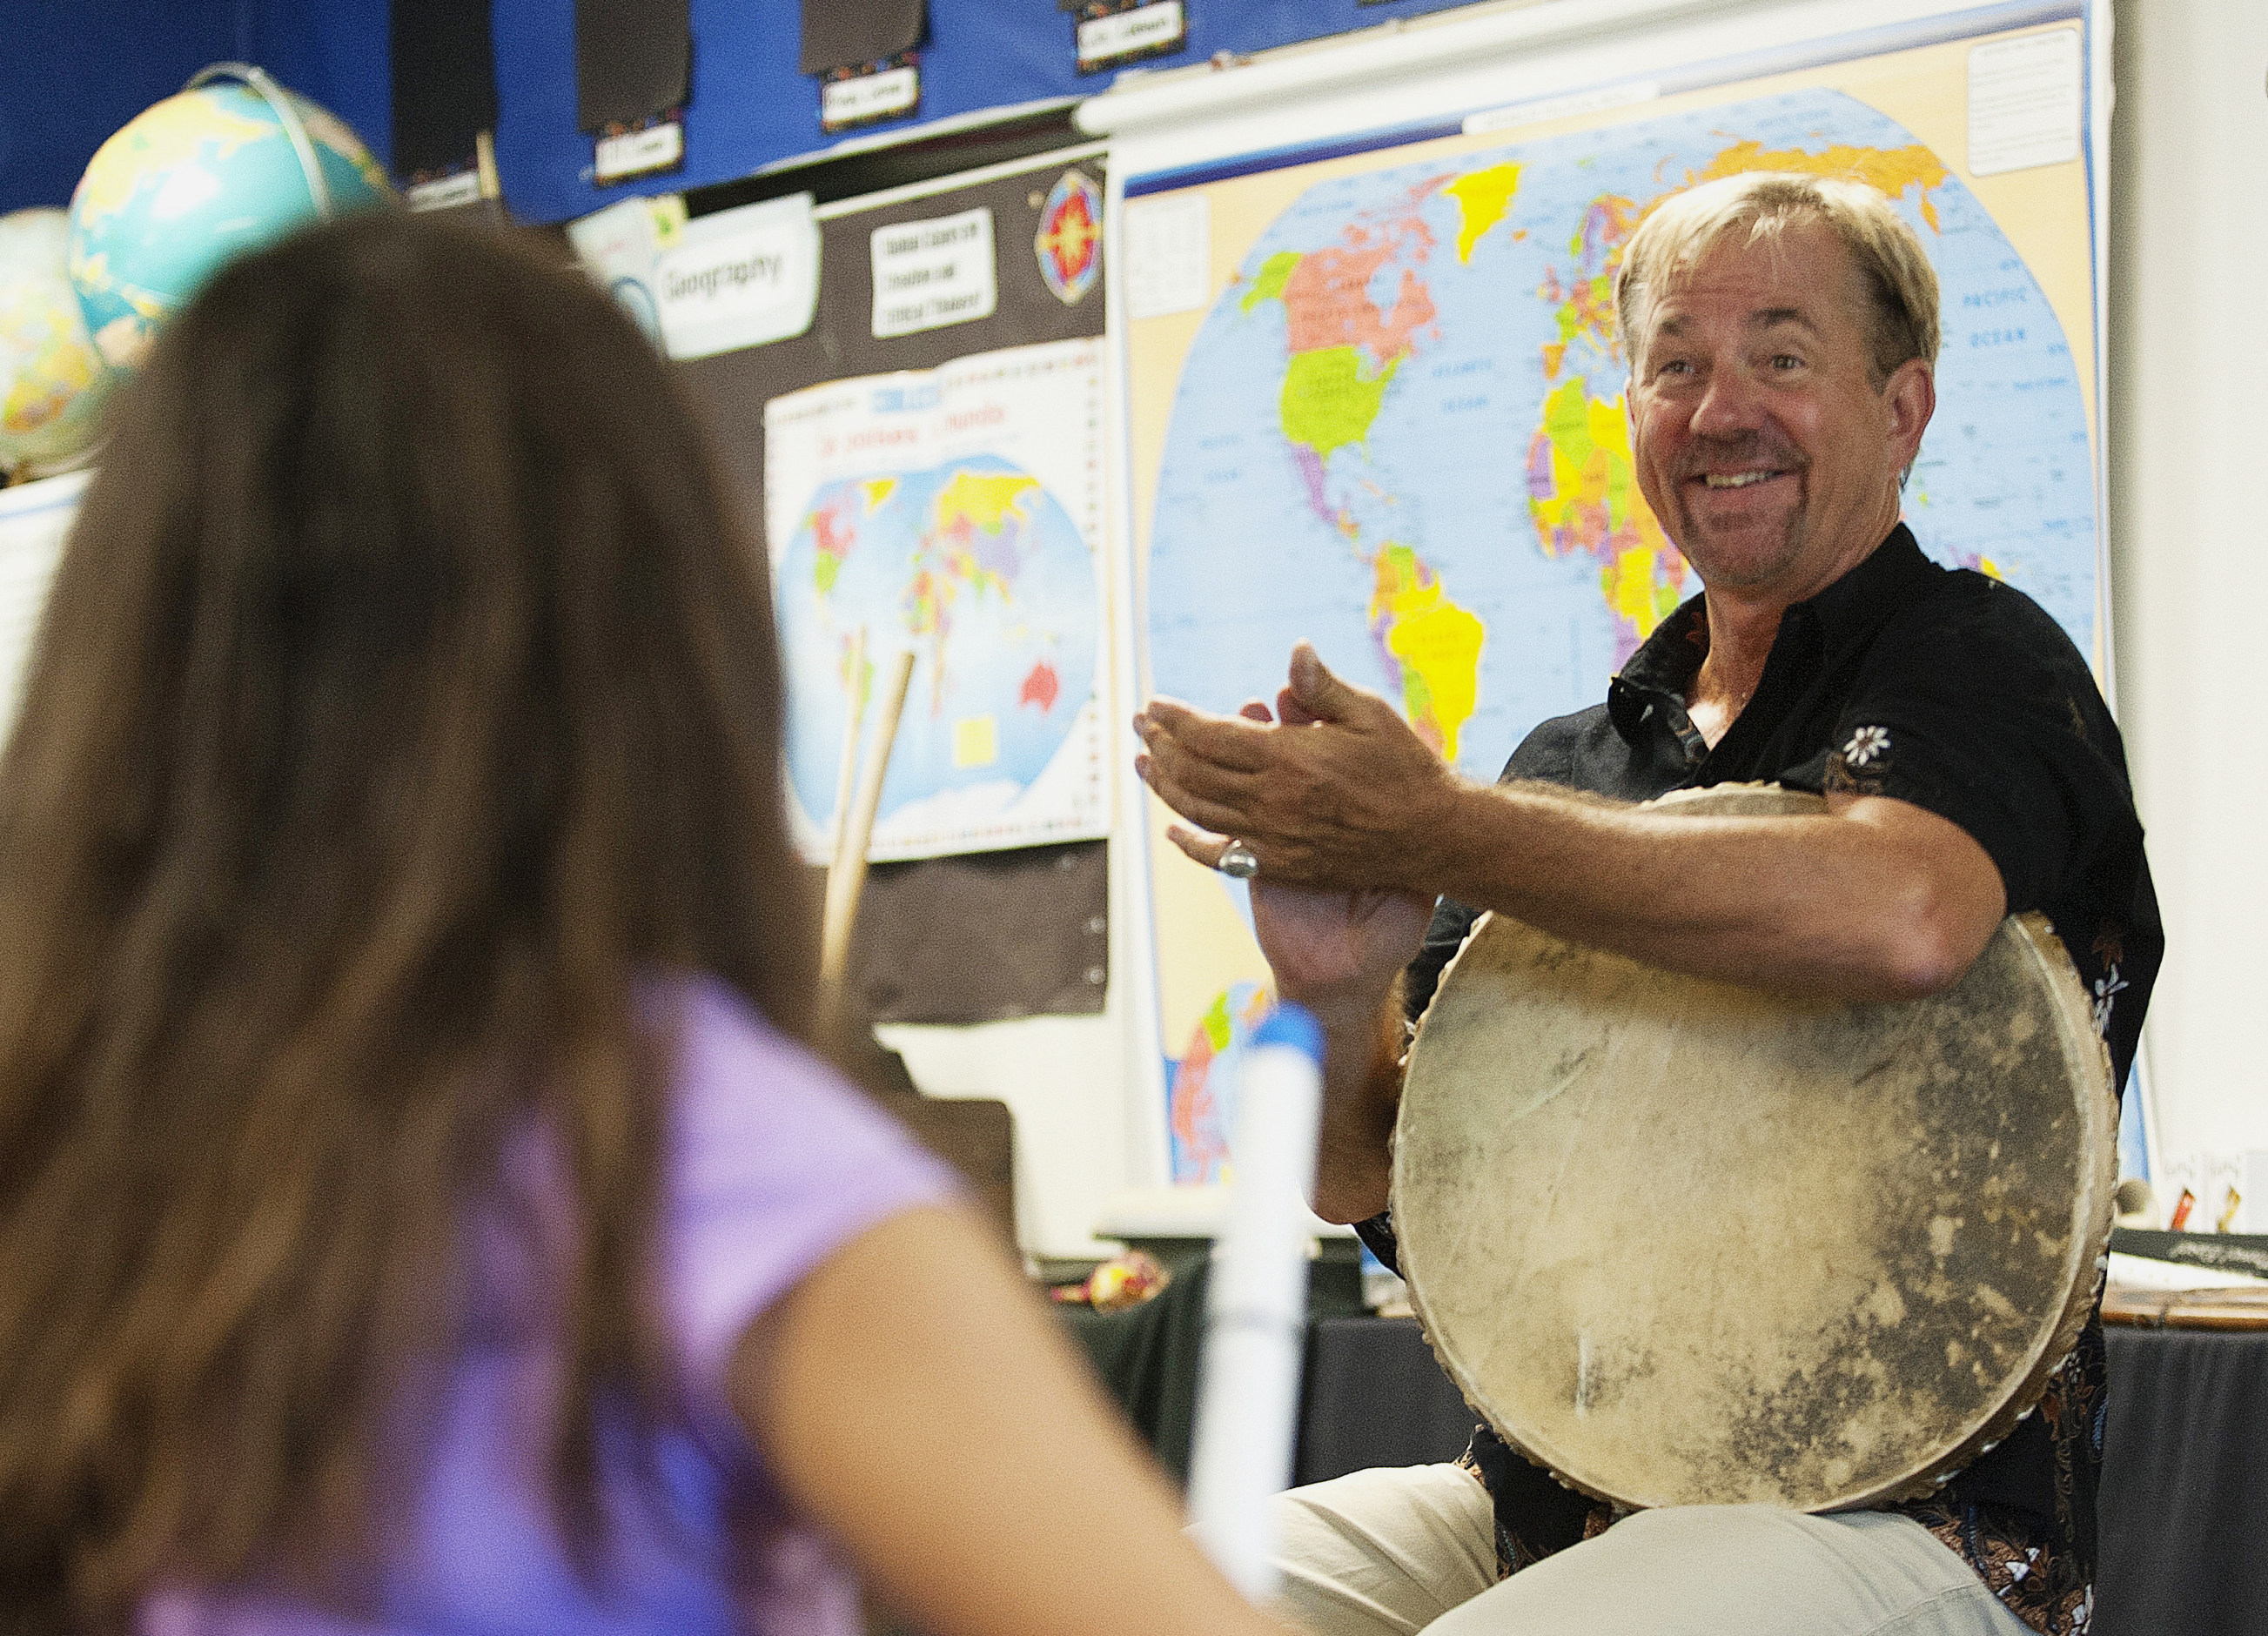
1168, 983, 1272, 1183
907, 469, 1043, 714
1524, 193, 1688, 664
1247, 191, 1440, 472
1371, 544, 1484, 761
1698, 140, 1949, 231
1232, 171, 1499, 753
1019, 660, 1061, 711
1444, 163, 1523, 263
1523, 139, 1951, 662
804, 483, 878, 593
1527, 369, 1687, 658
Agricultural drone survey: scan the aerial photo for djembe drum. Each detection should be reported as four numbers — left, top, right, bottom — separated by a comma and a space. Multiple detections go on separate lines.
1392, 785, 2116, 1512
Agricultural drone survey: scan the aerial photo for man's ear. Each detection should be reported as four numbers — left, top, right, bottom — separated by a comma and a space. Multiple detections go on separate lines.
1883, 357, 1936, 470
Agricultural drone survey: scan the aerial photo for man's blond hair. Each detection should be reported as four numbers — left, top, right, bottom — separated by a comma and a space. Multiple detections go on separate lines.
1614, 171, 1941, 384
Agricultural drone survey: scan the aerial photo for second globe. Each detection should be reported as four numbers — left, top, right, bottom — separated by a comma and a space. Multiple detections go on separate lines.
66, 68, 394, 373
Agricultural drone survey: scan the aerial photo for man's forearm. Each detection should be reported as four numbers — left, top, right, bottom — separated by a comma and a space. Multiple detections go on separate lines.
1305, 984, 1406, 1224
1409, 781, 2004, 1002
1133, 675, 2002, 1001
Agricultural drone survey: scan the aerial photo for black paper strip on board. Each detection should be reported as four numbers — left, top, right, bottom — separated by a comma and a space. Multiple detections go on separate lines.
392, 0, 497, 179
842, 842, 1108, 1024
801, 0, 928, 75
576, 0, 692, 132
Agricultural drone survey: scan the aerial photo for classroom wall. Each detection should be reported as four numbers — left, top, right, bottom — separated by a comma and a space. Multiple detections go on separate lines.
7, 0, 2258, 1249
2106, 0, 2268, 1175
0, 0, 391, 215
1, 0, 240, 212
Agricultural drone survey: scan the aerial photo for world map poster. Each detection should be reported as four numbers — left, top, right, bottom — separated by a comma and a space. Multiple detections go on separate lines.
1124, 19, 2101, 1183
765, 337, 1110, 862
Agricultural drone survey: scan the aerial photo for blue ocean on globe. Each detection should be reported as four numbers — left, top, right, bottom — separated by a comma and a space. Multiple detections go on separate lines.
776, 455, 1098, 848
68, 79, 393, 372
1147, 88, 2098, 790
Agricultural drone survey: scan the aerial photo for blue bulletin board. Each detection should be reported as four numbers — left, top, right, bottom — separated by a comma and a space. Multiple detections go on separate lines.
492, 0, 1493, 223
1, 2, 1493, 221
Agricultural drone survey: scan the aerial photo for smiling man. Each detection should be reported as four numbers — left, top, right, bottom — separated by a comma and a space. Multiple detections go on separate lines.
1134, 174, 2158, 1636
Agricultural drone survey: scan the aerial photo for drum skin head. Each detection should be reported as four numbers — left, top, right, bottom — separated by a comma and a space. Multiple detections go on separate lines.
1392, 785, 2116, 1512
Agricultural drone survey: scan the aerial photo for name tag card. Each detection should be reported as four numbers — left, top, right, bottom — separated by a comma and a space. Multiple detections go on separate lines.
1076, 1, 1186, 73
822, 61, 921, 132
870, 206, 996, 338
594, 118, 684, 185
406, 171, 484, 212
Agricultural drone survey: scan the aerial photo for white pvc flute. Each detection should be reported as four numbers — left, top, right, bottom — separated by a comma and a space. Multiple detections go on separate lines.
1185, 1004, 1326, 1606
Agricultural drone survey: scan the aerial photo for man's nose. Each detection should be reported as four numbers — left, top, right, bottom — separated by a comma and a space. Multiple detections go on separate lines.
1688, 359, 1763, 439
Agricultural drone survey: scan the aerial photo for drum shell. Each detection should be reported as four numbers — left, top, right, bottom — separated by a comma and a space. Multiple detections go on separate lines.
1390, 785, 2116, 1512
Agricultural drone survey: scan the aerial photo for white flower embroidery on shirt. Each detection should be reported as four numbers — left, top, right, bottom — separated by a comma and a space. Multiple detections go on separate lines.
1842, 725, 1891, 767
2093, 965, 2127, 1036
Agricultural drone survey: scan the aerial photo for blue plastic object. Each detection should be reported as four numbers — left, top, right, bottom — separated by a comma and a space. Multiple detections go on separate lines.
1251, 1002, 1325, 1066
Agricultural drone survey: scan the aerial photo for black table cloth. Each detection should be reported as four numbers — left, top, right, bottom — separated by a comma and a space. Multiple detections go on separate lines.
2097, 1326, 2268, 1635
1063, 1303, 2266, 1632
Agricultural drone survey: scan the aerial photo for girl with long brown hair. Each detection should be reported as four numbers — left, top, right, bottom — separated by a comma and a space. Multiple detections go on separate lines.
0, 215, 1280, 1636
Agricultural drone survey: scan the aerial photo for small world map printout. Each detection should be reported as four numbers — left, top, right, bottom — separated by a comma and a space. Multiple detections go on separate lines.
766, 338, 1110, 863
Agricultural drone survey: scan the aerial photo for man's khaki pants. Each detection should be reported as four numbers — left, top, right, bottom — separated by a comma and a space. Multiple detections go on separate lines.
1258, 1465, 2041, 1636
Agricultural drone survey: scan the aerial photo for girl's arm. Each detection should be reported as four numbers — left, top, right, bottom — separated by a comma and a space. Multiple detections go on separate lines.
731, 1204, 1286, 1636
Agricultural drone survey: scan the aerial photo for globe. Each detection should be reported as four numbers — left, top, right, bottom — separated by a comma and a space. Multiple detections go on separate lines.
66, 72, 393, 372
0, 209, 109, 477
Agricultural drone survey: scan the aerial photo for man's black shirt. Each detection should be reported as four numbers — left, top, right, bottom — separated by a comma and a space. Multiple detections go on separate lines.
1359, 526, 2160, 1621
